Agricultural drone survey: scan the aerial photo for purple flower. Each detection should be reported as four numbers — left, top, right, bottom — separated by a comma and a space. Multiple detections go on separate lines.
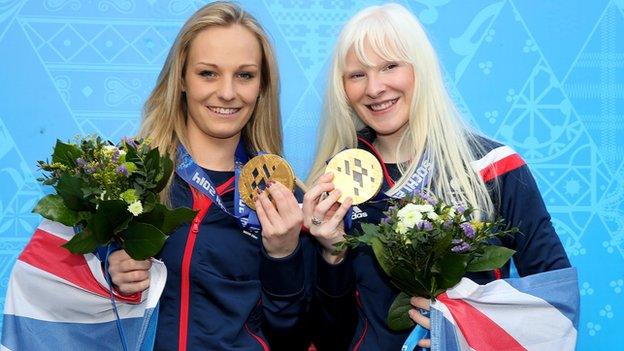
460, 223, 475, 239
451, 241, 471, 253
454, 205, 466, 214
76, 157, 87, 167
116, 164, 129, 177
418, 191, 438, 206
122, 137, 137, 148
112, 149, 121, 163
380, 217, 390, 225
442, 220, 453, 229
418, 221, 433, 231
84, 165, 96, 174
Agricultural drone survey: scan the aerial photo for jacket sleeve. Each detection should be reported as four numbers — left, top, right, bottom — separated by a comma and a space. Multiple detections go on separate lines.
310, 246, 358, 351
259, 186, 315, 351
260, 235, 315, 351
496, 162, 571, 276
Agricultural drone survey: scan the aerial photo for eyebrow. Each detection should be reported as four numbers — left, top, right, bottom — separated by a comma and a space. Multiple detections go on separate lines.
195, 62, 259, 69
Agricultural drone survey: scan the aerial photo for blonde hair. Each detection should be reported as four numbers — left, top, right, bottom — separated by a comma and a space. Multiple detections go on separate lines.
308, 3, 495, 217
139, 1, 282, 202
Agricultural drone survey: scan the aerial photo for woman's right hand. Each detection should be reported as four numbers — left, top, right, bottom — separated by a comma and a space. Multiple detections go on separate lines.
107, 249, 152, 295
303, 172, 353, 264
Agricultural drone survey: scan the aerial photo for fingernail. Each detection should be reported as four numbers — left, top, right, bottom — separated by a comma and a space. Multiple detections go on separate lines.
256, 188, 262, 194
267, 180, 275, 187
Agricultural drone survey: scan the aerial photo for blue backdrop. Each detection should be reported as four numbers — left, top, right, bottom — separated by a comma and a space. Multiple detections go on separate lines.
1, 1, 622, 349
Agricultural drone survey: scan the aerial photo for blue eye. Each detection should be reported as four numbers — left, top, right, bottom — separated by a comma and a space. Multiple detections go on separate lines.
199, 70, 216, 78
237, 72, 256, 80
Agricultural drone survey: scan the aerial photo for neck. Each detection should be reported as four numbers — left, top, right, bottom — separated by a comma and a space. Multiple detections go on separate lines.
373, 126, 410, 164
186, 125, 240, 172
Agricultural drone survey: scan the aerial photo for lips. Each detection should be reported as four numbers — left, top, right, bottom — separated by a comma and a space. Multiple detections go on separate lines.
367, 98, 399, 112
207, 106, 241, 115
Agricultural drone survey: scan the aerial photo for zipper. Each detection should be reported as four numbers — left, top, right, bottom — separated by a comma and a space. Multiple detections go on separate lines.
178, 176, 235, 351
352, 289, 369, 351
244, 322, 270, 351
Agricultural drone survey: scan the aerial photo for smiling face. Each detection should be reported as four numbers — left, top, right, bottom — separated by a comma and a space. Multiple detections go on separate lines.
342, 42, 415, 138
183, 24, 262, 143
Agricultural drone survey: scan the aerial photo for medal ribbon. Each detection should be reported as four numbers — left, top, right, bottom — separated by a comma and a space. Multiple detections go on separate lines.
356, 136, 434, 201
175, 140, 261, 234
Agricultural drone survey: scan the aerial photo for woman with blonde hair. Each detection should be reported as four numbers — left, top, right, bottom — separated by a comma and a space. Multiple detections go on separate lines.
108, 2, 309, 350
303, 3, 571, 349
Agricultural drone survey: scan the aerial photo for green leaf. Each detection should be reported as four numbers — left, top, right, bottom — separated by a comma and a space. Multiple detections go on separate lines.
154, 154, 173, 193
51, 140, 82, 166
88, 200, 132, 244
371, 236, 392, 276
33, 194, 85, 226
123, 222, 167, 260
435, 253, 469, 290
387, 292, 415, 331
142, 192, 157, 213
466, 245, 515, 272
144, 148, 160, 173
62, 229, 99, 254
56, 174, 93, 211
390, 265, 429, 298
160, 206, 196, 234
432, 230, 453, 256
137, 204, 196, 234
125, 144, 140, 163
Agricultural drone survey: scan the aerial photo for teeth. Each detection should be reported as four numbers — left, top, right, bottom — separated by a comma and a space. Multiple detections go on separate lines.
208, 106, 239, 115
369, 98, 397, 111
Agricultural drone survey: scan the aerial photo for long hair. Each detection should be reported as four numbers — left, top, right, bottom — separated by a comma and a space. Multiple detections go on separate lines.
307, 3, 495, 217
139, 1, 282, 202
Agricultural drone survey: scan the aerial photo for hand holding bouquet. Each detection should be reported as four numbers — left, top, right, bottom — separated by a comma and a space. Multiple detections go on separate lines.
34, 136, 196, 260
338, 191, 518, 331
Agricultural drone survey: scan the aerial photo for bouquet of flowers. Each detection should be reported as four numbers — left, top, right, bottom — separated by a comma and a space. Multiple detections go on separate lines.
33, 136, 196, 260
339, 191, 518, 331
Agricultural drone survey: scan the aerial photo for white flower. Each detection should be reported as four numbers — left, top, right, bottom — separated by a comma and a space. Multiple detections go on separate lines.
103, 145, 117, 155
397, 203, 424, 230
128, 201, 143, 216
396, 221, 409, 235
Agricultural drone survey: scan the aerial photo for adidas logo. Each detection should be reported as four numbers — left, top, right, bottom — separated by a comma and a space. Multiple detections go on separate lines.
352, 206, 368, 220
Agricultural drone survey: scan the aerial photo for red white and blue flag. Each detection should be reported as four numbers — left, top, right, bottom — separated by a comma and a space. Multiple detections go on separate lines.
1, 219, 167, 351
428, 267, 579, 351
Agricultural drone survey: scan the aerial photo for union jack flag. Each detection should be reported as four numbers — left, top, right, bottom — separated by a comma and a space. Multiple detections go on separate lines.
428, 267, 579, 351
1, 219, 167, 351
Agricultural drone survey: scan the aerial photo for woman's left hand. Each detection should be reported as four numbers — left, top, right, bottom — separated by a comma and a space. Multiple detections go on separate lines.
255, 181, 303, 258
409, 296, 432, 348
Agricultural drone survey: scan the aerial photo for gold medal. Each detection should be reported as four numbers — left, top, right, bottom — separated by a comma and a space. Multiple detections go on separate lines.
239, 154, 295, 210
325, 149, 383, 205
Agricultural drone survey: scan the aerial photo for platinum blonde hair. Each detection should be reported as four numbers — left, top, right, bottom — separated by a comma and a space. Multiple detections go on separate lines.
139, 1, 282, 203
308, 3, 495, 217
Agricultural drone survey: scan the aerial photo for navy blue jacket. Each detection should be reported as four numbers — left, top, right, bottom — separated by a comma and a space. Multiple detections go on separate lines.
313, 132, 572, 351
154, 170, 312, 351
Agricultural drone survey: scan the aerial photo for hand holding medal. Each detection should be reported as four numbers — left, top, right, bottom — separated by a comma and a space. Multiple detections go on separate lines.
238, 154, 296, 209
239, 154, 301, 259
302, 149, 383, 264
324, 149, 383, 205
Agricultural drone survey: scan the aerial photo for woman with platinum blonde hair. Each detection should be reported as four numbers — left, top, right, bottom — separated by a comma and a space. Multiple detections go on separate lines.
303, 3, 571, 350
108, 2, 310, 350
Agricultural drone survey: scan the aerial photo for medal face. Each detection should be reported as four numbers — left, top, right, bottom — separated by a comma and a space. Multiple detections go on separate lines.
325, 149, 383, 205
239, 154, 295, 210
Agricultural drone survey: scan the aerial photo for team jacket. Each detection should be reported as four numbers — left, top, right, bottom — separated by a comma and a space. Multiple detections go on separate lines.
154, 169, 312, 351
313, 130, 572, 351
